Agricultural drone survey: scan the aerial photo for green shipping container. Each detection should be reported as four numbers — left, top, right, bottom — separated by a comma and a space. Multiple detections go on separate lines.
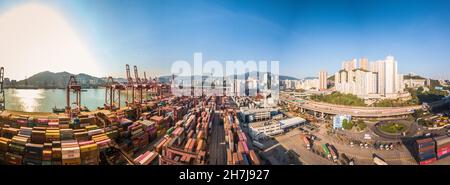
322, 144, 330, 156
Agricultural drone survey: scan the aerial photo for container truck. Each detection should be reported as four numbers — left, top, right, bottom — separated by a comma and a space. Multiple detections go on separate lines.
340, 153, 354, 165
321, 144, 331, 159
373, 155, 388, 165
327, 144, 338, 162
302, 136, 311, 150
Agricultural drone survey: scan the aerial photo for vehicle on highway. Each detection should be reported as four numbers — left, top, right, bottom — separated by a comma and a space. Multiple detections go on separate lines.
373, 154, 388, 165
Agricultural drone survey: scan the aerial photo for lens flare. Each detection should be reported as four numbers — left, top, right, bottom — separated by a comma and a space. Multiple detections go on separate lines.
0, 3, 102, 80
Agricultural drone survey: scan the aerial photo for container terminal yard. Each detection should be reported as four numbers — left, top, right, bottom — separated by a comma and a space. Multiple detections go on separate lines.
0, 65, 267, 165
0, 65, 450, 165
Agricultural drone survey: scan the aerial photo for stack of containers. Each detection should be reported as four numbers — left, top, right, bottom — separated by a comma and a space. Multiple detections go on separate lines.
154, 137, 168, 154
27, 117, 36, 127
60, 129, 74, 140
16, 118, 28, 128
48, 119, 59, 128
31, 127, 46, 144
104, 126, 119, 141
78, 140, 99, 165
7, 135, 29, 165
434, 135, 450, 160
416, 138, 437, 165
129, 122, 148, 150
51, 141, 62, 165
58, 116, 70, 129
140, 120, 157, 142
91, 133, 111, 151
18, 127, 32, 138
36, 118, 48, 127
45, 128, 60, 143
42, 143, 52, 165
0, 137, 11, 163
61, 140, 81, 165
1, 127, 19, 139
74, 129, 89, 142
248, 150, 261, 165
172, 127, 185, 146
79, 115, 96, 128
134, 151, 159, 165
71, 118, 80, 129
23, 143, 43, 165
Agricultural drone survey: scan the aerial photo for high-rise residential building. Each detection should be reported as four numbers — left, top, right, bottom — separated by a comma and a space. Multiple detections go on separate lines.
360, 58, 369, 71
335, 55, 404, 99
319, 70, 328, 91
341, 59, 357, 72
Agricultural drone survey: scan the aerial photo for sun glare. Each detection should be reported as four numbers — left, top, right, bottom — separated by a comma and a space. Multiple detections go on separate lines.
0, 3, 102, 80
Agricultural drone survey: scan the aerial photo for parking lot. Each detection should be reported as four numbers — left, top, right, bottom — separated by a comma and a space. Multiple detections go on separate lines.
276, 125, 419, 165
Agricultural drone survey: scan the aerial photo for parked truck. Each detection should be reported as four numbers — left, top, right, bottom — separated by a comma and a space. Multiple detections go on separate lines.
322, 144, 331, 159
327, 144, 338, 163
340, 153, 354, 165
373, 154, 388, 165
302, 136, 311, 150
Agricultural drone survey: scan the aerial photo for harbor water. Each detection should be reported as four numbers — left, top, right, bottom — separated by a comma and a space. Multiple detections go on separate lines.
4, 88, 127, 112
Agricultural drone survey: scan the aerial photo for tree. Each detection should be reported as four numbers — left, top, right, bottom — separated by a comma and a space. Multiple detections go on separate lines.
356, 120, 367, 131
342, 119, 353, 130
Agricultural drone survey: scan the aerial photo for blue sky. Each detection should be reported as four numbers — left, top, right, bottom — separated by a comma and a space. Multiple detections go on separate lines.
1, 0, 450, 79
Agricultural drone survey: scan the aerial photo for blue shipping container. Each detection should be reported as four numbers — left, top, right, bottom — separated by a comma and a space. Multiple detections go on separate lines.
419, 152, 436, 161
418, 142, 435, 148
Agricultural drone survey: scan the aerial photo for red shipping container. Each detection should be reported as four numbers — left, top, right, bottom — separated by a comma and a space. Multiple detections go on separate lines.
437, 148, 450, 157
437, 143, 450, 151
419, 157, 436, 165
418, 145, 435, 153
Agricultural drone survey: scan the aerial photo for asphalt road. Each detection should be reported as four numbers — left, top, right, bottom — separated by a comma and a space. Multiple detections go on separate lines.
281, 93, 421, 117
208, 112, 226, 165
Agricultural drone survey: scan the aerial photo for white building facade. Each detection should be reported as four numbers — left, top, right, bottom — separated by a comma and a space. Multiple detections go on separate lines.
334, 55, 405, 99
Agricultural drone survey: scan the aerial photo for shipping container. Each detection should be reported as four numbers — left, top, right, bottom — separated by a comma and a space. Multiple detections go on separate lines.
434, 135, 450, 146
322, 144, 331, 159
419, 157, 436, 165
416, 138, 435, 148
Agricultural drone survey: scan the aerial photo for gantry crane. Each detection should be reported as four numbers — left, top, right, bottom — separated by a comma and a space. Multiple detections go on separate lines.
0, 67, 5, 111
125, 64, 135, 106
133, 65, 144, 105
105, 76, 125, 110
142, 71, 151, 102
66, 75, 81, 116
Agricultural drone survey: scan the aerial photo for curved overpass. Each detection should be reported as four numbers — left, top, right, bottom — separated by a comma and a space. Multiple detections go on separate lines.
282, 98, 421, 118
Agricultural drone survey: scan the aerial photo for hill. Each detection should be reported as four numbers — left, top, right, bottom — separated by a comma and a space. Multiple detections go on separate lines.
16, 71, 105, 88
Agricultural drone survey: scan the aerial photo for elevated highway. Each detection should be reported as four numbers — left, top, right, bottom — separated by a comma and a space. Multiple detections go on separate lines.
281, 94, 422, 118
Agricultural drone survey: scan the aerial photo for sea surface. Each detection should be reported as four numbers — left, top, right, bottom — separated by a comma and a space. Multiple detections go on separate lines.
4, 88, 127, 112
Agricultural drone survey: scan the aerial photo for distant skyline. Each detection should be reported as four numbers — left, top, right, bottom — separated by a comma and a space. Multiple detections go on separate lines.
1, 0, 450, 80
